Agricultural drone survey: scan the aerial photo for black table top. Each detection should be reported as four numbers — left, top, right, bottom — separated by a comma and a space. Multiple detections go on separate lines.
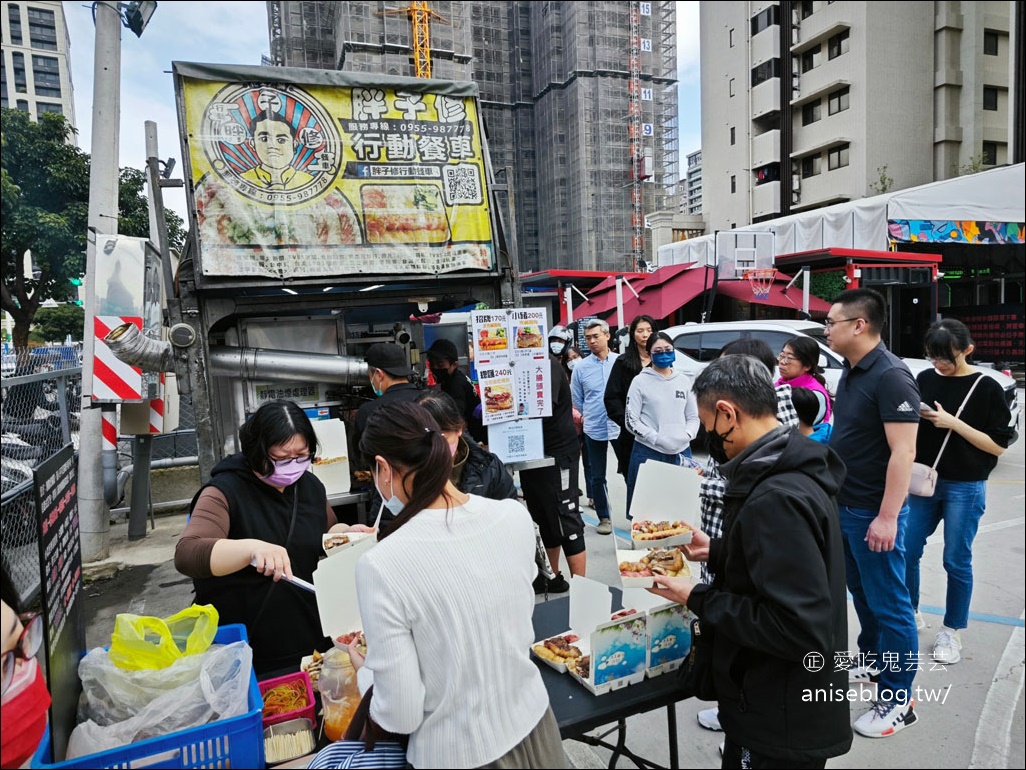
532, 590, 684, 738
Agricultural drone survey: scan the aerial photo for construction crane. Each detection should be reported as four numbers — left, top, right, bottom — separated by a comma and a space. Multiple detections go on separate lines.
380, 1, 449, 78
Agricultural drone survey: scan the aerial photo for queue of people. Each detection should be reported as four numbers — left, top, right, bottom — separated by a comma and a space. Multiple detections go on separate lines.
153, 292, 1016, 768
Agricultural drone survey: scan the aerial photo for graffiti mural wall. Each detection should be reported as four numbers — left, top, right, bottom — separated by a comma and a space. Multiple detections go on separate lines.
889, 220, 1025, 245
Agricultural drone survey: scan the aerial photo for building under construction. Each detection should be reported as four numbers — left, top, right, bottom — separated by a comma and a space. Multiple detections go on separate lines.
266, 1, 678, 272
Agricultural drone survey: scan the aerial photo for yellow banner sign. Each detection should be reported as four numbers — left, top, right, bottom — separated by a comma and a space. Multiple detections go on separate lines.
177, 72, 494, 279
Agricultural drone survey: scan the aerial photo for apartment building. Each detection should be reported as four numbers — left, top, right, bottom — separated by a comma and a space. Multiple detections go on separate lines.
700, 1, 1016, 233
0, 0, 76, 129
267, 1, 679, 272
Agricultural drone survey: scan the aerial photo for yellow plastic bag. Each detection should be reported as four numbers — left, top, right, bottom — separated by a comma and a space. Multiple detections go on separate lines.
109, 604, 219, 670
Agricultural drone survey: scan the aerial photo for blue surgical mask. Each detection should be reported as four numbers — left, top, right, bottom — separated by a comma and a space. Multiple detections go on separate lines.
652, 350, 676, 370
370, 371, 384, 398
374, 466, 404, 518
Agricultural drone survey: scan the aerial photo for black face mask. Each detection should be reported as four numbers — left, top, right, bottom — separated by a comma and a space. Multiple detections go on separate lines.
705, 412, 735, 465
431, 365, 452, 383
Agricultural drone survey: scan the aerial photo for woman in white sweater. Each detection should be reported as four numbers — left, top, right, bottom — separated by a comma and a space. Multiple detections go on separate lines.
347, 401, 567, 769
624, 331, 700, 515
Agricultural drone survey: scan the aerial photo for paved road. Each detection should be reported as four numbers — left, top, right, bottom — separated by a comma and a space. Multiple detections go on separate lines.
83, 393, 1026, 768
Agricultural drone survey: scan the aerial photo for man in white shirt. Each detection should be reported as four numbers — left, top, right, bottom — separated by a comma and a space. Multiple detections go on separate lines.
570, 319, 620, 535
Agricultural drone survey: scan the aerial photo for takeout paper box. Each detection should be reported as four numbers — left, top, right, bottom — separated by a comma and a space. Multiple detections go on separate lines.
322, 530, 376, 556
563, 577, 647, 695
617, 546, 691, 589
628, 460, 700, 549
310, 420, 351, 496
313, 535, 375, 641
619, 590, 693, 677
531, 635, 590, 674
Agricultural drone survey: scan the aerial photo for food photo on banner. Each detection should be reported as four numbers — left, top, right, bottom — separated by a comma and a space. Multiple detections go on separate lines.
173, 62, 496, 280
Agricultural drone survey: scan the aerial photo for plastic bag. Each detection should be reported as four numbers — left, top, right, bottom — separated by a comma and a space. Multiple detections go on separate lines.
109, 604, 218, 670
66, 640, 252, 759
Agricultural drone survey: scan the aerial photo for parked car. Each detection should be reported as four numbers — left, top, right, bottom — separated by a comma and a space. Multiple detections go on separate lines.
663, 320, 1020, 443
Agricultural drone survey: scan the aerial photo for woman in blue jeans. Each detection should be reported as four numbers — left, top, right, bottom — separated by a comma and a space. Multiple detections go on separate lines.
905, 319, 1012, 665
624, 332, 700, 516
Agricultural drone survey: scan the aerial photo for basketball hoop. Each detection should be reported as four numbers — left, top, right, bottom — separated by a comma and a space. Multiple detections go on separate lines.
744, 269, 775, 300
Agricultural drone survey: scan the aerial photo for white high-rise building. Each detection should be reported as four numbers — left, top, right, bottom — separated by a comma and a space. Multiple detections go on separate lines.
699, 1, 1016, 232
0, 0, 76, 130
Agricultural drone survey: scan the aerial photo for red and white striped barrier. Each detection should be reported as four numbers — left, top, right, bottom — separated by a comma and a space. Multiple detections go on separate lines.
93, 315, 144, 402
148, 374, 166, 434
101, 411, 119, 452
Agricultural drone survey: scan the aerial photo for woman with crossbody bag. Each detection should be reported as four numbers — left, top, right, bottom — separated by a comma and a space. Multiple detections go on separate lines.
904, 320, 1013, 666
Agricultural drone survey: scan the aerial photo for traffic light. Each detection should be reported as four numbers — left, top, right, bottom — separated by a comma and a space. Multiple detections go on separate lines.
70, 276, 84, 306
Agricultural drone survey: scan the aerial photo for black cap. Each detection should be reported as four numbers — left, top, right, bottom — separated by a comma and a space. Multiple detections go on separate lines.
426, 338, 459, 363
365, 343, 413, 377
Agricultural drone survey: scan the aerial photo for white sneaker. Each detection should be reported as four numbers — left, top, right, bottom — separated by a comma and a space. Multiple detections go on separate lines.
596, 519, 612, 535
853, 699, 918, 738
848, 664, 881, 684
932, 629, 962, 664
696, 707, 722, 732
915, 610, 927, 630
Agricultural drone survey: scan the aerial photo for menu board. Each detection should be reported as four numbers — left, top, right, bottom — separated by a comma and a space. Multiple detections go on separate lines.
34, 444, 84, 763
471, 308, 551, 425
174, 62, 495, 280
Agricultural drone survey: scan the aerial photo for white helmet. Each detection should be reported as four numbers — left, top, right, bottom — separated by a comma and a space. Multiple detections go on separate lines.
548, 324, 573, 344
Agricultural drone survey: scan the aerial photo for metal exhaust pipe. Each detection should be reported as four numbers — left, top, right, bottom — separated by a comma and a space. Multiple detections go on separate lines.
207, 346, 370, 388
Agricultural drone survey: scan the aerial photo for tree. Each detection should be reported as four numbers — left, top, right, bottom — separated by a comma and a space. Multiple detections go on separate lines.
35, 304, 85, 342
1, 109, 186, 348
869, 164, 894, 195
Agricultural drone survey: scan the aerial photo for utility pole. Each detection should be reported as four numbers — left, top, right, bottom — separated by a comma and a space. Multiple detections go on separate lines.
79, 1, 122, 562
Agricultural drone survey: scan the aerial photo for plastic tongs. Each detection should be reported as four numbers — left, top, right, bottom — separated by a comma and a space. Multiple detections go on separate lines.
250, 557, 316, 594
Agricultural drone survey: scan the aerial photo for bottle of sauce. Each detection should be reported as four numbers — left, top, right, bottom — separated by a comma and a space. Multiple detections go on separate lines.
318, 650, 360, 742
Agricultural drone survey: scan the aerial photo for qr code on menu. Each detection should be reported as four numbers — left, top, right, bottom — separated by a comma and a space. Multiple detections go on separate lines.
507, 432, 526, 458
443, 164, 482, 205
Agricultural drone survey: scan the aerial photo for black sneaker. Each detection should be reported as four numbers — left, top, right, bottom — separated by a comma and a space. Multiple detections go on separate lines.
547, 573, 570, 593
532, 573, 548, 594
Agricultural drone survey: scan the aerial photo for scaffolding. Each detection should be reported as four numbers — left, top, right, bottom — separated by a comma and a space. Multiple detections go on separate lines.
272, 1, 678, 273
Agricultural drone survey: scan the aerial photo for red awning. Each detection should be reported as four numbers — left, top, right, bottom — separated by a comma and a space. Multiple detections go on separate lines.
715, 278, 832, 313
583, 264, 710, 326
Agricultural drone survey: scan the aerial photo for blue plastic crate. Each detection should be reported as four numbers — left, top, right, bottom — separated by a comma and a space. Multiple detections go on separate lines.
32, 624, 265, 769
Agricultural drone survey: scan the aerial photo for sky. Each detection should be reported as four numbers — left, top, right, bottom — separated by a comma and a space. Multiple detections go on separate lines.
65, 1, 702, 222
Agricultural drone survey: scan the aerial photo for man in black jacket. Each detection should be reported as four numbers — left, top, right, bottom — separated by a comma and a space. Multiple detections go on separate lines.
426, 338, 486, 443
650, 355, 852, 768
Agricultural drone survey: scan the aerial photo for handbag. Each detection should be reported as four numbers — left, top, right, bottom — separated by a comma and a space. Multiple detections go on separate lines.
676, 617, 716, 701
909, 375, 984, 498
307, 686, 408, 769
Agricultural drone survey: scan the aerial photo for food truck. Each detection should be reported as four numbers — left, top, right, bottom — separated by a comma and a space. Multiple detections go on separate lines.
158, 62, 519, 498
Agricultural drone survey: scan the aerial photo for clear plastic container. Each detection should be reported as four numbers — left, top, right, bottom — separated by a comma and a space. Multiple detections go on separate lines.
317, 650, 360, 742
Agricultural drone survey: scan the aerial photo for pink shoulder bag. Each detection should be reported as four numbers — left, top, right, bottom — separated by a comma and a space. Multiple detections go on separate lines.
908, 375, 984, 497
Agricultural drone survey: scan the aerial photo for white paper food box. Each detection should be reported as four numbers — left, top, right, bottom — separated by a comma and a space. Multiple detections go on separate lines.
555, 578, 647, 695
617, 546, 691, 589
313, 535, 375, 643
628, 460, 700, 549
310, 419, 351, 496
322, 530, 376, 556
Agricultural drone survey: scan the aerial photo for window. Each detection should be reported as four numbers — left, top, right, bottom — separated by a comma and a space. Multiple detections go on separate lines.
982, 141, 998, 165
755, 164, 780, 185
17, 99, 29, 112
800, 1, 814, 19
802, 100, 822, 125
729, 77, 735, 97
730, 126, 736, 145
36, 102, 62, 119
828, 143, 850, 170
983, 86, 999, 110
801, 45, 821, 73
8, 4, 22, 45
828, 86, 850, 115
750, 5, 780, 36
12, 52, 27, 93
801, 154, 821, 178
32, 54, 61, 96
828, 30, 850, 59
751, 58, 781, 87
730, 175, 737, 194
729, 28, 735, 48
983, 31, 999, 56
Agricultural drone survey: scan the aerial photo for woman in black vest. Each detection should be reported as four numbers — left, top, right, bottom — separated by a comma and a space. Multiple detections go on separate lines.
175, 400, 370, 674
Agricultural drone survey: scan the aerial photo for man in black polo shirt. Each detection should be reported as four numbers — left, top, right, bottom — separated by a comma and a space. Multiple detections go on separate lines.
826, 288, 921, 740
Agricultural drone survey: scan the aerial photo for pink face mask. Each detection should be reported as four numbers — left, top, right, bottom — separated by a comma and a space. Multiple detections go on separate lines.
260, 457, 312, 487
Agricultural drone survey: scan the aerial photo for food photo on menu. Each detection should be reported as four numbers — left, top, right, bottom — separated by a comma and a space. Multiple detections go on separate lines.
514, 322, 544, 350
483, 381, 514, 416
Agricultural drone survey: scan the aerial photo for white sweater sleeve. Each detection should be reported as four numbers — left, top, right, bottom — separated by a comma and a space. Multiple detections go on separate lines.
683, 387, 700, 442
355, 554, 427, 735
625, 377, 654, 444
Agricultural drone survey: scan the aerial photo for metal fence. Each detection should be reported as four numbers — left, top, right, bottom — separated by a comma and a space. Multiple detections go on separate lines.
1, 346, 197, 602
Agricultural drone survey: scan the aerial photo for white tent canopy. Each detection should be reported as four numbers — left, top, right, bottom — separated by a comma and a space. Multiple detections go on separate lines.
658, 163, 1025, 266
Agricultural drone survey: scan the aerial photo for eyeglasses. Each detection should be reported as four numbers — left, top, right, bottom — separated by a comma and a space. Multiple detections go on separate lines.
823, 317, 861, 329
650, 346, 674, 354
2, 613, 42, 696
269, 454, 312, 467
777, 353, 797, 363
